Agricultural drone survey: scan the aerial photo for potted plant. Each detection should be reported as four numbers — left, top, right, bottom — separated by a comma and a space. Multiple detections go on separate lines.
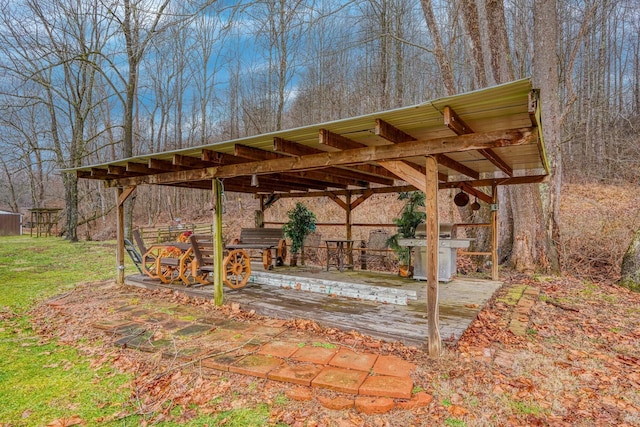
387, 192, 426, 277
283, 202, 317, 266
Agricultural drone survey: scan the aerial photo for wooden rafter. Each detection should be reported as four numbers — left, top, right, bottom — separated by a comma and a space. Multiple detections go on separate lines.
457, 182, 492, 204
444, 105, 512, 177
173, 154, 215, 169
477, 148, 513, 176
375, 118, 415, 143
443, 106, 474, 135
104, 128, 535, 188
319, 129, 365, 150
435, 154, 480, 179
234, 144, 360, 188
126, 162, 164, 175
372, 119, 449, 182
148, 158, 185, 172
274, 137, 397, 184
201, 150, 245, 165
378, 160, 428, 193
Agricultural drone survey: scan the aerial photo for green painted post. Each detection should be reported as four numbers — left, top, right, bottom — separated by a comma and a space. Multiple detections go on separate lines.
213, 179, 224, 306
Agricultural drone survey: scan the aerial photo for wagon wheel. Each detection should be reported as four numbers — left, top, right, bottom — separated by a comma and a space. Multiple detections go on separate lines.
189, 259, 211, 285
141, 247, 162, 278
223, 249, 251, 289
178, 249, 207, 285
157, 258, 180, 284
262, 249, 273, 270
277, 239, 287, 266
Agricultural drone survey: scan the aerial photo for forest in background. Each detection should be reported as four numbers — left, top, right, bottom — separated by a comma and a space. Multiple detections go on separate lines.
0, 0, 638, 277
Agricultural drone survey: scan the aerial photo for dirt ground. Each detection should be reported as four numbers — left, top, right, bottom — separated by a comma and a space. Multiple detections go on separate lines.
28, 270, 640, 427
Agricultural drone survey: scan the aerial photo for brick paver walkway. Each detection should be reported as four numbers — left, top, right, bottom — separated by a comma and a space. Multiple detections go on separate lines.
80, 300, 430, 414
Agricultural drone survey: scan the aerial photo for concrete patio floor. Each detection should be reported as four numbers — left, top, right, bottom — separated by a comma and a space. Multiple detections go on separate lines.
125, 265, 503, 347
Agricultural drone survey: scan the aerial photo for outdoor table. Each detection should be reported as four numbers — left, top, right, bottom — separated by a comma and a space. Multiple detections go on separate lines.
325, 239, 354, 272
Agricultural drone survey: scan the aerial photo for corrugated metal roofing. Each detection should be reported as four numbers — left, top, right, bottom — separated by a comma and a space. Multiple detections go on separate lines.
71, 78, 548, 191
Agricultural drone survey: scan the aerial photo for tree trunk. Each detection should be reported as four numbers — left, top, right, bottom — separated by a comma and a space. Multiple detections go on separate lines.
621, 228, 640, 292
62, 172, 79, 242
419, 0, 456, 95
533, 0, 561, 273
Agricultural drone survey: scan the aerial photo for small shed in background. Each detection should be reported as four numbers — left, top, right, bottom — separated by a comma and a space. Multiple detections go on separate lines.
0, 210, 23, 236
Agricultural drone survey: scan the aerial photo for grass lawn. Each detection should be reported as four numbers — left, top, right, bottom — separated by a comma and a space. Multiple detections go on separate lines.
0, 236, 273, 426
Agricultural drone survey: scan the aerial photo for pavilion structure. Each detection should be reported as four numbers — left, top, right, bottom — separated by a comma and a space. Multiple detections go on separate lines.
70, 78, 549, 355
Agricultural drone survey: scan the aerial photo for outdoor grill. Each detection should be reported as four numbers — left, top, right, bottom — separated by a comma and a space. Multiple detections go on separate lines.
410, 223, 471, 282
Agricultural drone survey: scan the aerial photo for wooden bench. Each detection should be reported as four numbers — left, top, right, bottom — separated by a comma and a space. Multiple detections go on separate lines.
226, 228, 287, 269
189, 234, 251, 289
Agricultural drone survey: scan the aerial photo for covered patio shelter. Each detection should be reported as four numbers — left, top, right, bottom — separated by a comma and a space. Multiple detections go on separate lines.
71, 78, 549, 356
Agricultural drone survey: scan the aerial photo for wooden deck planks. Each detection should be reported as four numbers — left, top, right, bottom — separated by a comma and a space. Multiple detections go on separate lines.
124, 269, 502, 347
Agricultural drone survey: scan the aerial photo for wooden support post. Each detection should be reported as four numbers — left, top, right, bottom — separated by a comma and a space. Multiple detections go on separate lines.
425, 156, 442, 357
116, 187, 125, 285
213, 179, 224, 306
345, 192, 353, 267
491, 184, 499, 280
115, 186, 135, 285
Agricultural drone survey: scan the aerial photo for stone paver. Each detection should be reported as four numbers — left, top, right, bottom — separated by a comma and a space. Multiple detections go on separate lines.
174, 323, 214, 337
229, 354, 283, 378
396, 392, 434, 409
92, 319, 137, 332
371, 355, 416, 377
258, 340, 301, 358
311, 367, 369, 394
318, 395, 354, 410
285, 387, 313, 401
355, 396, 395, 414
268, 364, 323, 386
89, 293, 428, 411
200, 352, 244, 371
359, 375, 413, 399
328, 348, 378, 372
291, 345, 338, 365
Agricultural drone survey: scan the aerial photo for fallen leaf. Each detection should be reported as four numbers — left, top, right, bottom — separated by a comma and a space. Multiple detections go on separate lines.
46, 414, 84, 427
447, 405, 468, 417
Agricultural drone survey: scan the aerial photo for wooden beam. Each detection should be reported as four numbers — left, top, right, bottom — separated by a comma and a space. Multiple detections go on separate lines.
148, 158, 185, 172
477, 148, 513, 176
327, 193, 348, 210
444, 106, 474, 135
444, 106, 512, 177
435, 154, 480, 180
319, 129, 366, 150
425, 156, 441, 357
375, 118, 415, 143
118, 186, 136, 206
441, 174, 547, 188
350, 189, 374, 210
273, 137, 320, 156
491, 184, 499, 280
174, 154, 214, 169
378, 160, 427, 192
108, 165, 127, 176
105, 128, 535, 188
236, 144, 372, 188
274, 138, 396, 185
202, 150, 246, 165
458, 183, 492, 204
126, 162, 161, 174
